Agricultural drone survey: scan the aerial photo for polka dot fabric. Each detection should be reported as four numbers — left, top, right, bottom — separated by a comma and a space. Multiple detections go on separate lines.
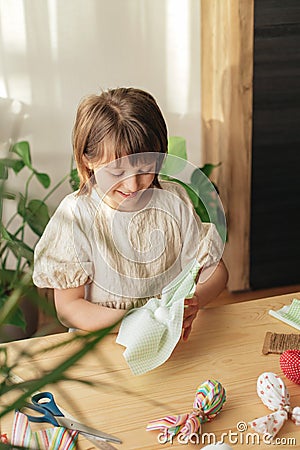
248, 372, 300, 438
280, 349, 300, 384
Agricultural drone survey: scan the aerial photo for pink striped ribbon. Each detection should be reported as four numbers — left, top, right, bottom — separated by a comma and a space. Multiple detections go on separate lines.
147, 379, 226, 439
10, 411, 78, 449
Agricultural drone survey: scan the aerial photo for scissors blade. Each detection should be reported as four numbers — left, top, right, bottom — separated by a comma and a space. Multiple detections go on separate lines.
55, 417, 122, 444
79, 434, 118, 450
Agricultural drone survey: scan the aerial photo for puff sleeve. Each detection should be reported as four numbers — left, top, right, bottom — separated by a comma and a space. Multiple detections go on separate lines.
33, 193, 94, 289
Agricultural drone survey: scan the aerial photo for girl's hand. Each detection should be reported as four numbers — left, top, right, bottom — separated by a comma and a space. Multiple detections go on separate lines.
182, 295, 200, 341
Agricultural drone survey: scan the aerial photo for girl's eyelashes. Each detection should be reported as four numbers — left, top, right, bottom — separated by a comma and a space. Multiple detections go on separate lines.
138, 165, 155, 174
104, 167, 125, 177
109, 171, 125, 177
107, 166, 154, 177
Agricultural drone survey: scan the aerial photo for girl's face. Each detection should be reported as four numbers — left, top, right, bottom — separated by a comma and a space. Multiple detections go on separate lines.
91, 154, 156, 211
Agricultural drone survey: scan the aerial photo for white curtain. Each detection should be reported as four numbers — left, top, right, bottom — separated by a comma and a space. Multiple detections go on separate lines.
0, 0, 201, 194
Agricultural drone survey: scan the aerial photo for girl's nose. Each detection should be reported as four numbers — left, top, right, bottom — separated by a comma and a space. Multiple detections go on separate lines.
122, 175, 139, 192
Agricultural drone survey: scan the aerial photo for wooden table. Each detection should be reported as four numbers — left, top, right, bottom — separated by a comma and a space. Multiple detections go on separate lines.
1, 293, 300, 449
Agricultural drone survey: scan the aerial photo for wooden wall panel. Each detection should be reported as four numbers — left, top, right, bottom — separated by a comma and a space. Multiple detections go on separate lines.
201, 0, 254, 291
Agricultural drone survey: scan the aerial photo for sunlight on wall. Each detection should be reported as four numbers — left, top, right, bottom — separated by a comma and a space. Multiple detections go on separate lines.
166, 0, 190, 114
46, 0, 62, 107
0, 0, 31, 102
47, 0, 58, 57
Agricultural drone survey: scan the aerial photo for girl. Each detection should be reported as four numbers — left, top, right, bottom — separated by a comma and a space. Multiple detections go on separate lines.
33, 87, 228, 340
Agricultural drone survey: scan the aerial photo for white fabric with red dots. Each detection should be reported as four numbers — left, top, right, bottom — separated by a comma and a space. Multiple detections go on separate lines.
249, 372, 300, 438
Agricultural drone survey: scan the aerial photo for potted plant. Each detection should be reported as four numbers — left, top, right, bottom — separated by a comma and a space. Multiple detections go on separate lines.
0, 141, 68, 341
160, 136, 226, 242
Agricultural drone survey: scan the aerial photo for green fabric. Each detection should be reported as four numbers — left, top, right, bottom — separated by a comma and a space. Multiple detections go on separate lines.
116, 259, 200, 375
269, 299, 300, 331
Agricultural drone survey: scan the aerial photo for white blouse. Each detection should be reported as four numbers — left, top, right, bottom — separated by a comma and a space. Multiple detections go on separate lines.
33, 181, 224, 309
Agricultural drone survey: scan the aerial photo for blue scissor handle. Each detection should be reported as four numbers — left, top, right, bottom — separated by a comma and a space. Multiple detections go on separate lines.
22, 392, 64, 426
22, 402, 59, 426
31, 392, 63, 417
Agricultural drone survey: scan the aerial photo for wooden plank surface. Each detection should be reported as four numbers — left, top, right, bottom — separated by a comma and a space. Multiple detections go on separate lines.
201, 0, 254, 291
1, 293, 300, 449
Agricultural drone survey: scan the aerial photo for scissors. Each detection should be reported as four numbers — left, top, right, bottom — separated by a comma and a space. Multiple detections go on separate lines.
20, 391, 122, 446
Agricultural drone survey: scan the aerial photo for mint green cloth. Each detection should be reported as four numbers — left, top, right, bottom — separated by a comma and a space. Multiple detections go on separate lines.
269, 298, 300, 331
116, 259, 200, 375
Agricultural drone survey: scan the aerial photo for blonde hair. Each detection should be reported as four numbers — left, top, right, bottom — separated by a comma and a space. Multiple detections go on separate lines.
72, 87, 168, 194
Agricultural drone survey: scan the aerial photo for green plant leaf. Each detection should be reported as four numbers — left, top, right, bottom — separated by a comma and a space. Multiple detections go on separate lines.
161, 137, 188, 177
190, 167, 216, 196
35, 172, 51, 188
199, 162, 221, 178
168, 136, 188, 160
195, 200, 210, 222
0, 157, 25, 174
0, 271, 30, 329
17, 193, 26, 217
0, 162, 8, 179
168, 178, 200, 208
17, 199, 50, 237
0, 226, 12, 241
3, 231, 34, 265
69, 168, 80, 191
2, 192, 16, 200
0, 294, 26, 328
0, 158, 25, 181
11, 141, 32, 169
25, 200, 50, 236
0, 324, 116, 418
